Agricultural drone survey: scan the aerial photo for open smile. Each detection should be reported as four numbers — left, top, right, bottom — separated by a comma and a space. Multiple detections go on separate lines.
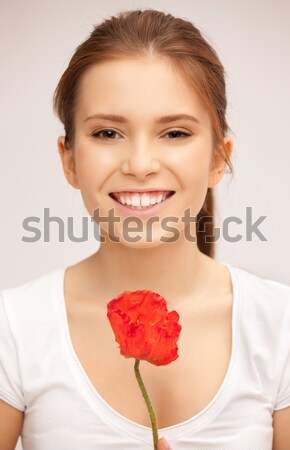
108, 191, 175, 217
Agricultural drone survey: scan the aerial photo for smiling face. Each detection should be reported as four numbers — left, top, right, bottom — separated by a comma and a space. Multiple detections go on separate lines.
58, 56, 232, 248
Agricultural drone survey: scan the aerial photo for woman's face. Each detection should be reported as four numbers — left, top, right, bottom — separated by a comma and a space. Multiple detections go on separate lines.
58, 56, 232, 248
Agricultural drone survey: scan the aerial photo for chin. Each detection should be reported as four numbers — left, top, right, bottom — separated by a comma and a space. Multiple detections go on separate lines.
115, 229, 181, 248
121, 240, 163, 250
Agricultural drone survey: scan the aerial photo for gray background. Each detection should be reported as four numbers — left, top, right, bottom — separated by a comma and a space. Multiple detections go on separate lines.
0, 1, 289, 448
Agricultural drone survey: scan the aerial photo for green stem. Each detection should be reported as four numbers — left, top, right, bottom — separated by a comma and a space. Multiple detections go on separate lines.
134, 359, 159, 450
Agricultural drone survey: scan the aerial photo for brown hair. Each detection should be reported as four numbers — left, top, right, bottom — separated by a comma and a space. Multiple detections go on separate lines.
53, 9, 233, 258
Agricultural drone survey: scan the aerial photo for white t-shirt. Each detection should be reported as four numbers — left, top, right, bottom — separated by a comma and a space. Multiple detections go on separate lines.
0, 264, 289, 450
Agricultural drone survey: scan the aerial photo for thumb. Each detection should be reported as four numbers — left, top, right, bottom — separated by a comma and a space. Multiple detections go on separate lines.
157, 436, 172, 450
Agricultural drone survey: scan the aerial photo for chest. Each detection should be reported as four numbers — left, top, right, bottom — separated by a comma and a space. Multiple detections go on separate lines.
65, 293, 233, 429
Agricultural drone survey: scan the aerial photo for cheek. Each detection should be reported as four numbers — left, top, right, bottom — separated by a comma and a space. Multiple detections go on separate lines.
172, 142, 212, 188
74, 144, 113, 187
72, 147, 102, 212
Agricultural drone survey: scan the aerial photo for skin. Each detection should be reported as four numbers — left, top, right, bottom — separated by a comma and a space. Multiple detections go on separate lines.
158, 437, 171, 450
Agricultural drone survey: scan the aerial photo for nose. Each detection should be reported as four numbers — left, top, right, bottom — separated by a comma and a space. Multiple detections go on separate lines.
120, 138, 161, 180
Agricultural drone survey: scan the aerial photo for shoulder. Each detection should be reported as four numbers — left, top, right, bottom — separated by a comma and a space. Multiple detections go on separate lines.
229, 265, 290, 408
229, 263, 290, 362
0, 268, 65, 330
1, 268, 64, 301
230, 264, 290, 316
228, 264, 290, 351
0, 269, 66, 411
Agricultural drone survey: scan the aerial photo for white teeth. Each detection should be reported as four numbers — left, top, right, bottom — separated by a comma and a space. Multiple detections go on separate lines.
151, 194, 163, 205
114, 192, 169, 207
126, 195, 132, 206
141, 196, 151, 207
131, 195, 141, 207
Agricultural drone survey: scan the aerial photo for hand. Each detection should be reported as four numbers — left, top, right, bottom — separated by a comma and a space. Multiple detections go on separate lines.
157, 437, 172, 450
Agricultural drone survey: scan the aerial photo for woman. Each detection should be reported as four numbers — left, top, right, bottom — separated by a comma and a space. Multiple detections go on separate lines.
0, 9, 289, 450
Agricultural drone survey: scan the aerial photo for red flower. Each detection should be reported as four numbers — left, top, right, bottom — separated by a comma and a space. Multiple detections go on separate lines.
107, 290, 182, 366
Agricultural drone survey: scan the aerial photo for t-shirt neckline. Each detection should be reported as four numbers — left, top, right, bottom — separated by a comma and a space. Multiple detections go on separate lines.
55, 262, 241, 442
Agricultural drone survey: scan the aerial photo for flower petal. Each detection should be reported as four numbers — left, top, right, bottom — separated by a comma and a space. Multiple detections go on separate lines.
107, 290, 182, 366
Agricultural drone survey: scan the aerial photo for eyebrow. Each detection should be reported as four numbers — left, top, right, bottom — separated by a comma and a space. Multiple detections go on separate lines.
84, 113, 201, 125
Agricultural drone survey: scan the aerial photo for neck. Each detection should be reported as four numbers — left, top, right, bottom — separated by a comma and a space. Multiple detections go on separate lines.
85, 232, 214, 308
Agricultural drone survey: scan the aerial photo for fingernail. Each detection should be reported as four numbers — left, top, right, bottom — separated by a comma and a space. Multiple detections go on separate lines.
160, 437, 170, 449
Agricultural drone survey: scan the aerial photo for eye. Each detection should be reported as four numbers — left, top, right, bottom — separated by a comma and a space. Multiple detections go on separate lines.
91, 128, 192, 140
91, 128, 122, 139
164, 130, 192, 139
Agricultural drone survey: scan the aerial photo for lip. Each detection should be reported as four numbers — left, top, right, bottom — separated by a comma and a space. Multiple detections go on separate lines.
109, 188, 174, 194
109, 192, 175, 217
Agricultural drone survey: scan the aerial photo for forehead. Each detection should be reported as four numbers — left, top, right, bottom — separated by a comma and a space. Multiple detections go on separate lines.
75, 57, 210, 127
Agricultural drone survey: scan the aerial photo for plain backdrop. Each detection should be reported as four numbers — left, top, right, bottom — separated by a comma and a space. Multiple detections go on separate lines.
0, 1, 289, 448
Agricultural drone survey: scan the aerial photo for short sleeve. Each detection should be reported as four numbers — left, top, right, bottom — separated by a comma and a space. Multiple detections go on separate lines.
0, 291, 26, 411
273, 299, 290, 411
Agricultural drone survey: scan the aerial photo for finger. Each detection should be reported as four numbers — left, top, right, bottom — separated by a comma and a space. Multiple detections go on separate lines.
157, 436, 172, 450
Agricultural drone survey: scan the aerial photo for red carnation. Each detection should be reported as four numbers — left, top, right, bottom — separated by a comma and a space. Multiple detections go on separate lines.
107, 290, 182, 449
